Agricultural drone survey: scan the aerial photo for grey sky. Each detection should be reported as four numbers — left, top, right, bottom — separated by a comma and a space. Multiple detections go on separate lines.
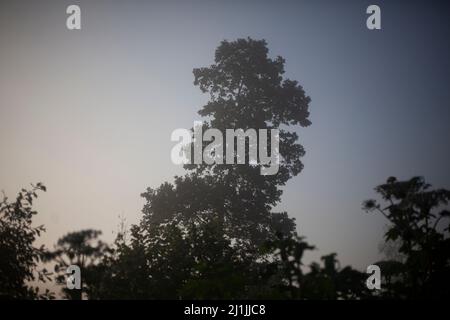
1, 0, 449, 271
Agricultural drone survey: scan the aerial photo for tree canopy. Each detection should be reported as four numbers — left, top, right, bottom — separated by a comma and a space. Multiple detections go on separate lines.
2, 38, 449, 300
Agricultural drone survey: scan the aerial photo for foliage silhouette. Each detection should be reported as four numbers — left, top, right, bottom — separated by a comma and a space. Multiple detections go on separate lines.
0, 183, 53, 299
44, 229, 111, 299
71, 38, 368, 300
106, 38, 312, 298
4, 39, 448, 301
363, 176, 450, 299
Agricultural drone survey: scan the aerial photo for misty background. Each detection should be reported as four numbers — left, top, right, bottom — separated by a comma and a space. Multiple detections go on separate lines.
1, 0, 449, 273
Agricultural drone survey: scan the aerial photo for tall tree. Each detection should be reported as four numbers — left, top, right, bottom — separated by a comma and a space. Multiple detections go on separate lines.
141, 37, 311, 250
110, 38, 312, 298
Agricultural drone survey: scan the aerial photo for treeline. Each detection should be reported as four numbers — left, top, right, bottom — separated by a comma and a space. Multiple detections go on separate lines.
1, 38, 449, 299
1, 176, 449, 299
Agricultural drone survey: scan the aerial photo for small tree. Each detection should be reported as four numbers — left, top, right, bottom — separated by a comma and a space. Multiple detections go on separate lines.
47, 229, 110, 299
0, 183, 52, 299
363, 176, 450, 298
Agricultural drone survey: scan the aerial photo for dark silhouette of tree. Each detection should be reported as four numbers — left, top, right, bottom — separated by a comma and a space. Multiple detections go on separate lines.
3, 40, 446, 301
79, 38, 373, 300
301, 253, 369, 299
363, 176, 450, 299
45, 229, 110, 299
262, 235, 369, 299
184, 37, 311, 248
100, 38, 312, 299
261, 233, 316, 298
0, 183, 53, 299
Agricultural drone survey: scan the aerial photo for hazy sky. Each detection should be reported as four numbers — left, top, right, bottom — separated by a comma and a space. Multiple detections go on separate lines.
1, 0, 449, 271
